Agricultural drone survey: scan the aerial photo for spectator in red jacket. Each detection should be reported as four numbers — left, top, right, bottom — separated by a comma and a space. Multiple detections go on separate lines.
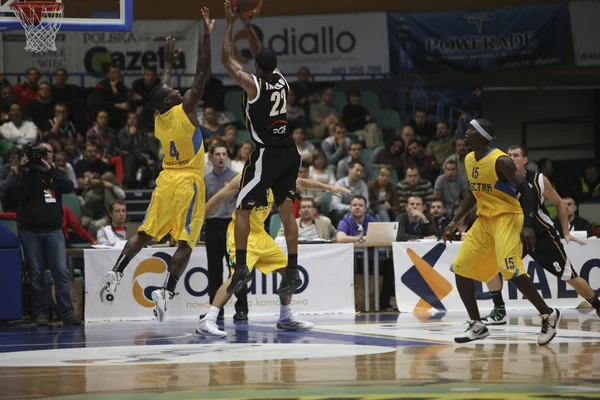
62, 205, 96, 245
13, 68, 40, 106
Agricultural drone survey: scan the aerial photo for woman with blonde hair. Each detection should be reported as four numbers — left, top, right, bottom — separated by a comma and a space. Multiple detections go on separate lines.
368, 167, 400, 221
231, 140, 254, 173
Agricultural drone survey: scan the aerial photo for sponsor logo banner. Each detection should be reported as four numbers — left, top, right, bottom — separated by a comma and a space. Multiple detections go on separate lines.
3, 14, 389, 83
85, 243, 355, 322
387, 3, 566, 72
393, 240, 600, 313
569, 1, 600, 66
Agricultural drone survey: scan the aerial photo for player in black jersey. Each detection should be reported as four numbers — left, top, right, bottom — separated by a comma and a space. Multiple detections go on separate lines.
221, 1, 302, 298
482, 144, 600, 324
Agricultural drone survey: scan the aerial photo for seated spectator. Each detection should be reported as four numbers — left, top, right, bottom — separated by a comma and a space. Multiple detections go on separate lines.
96, 200, 128, 246
118, 112, 150, 189
538, 157, 557, 220
43, 103, 77, 142
336, 140, 372, 181
81, 171, 126, 238
52, 68, 79, 108
342, 91, 380, 148
310, 87, 340, 139
395, 195, 437, 241
230, 140, 252, 173
89, 64, 129, 129
287, 88, 308, 128
1, 84, 14, 123
0, 148, 19, 195
429, 198, 449, 238
62, 137, 82, 166
308, 149, 335, 208
201, 106, 224, 139
74, 142, 110, 190
278, 198, 336, 241
330, 161, 369, 226
131, 66, 159, 108
426, 121, 455, 164
400, 125, 415, 159
572, 165, 600, 204
443, 138, 469, 186
292, 126, 314, 163
290, 66, 319, 115
13, 67, 40, 106
554, 197, 593, 238
86, 109, 116, 163
62, 205, 96, 246
26, 81, 54, 130
450, 200, 475, 241
408, 107, 436, 145
404, 139, 440, 184
368, 167, 400, 222
223, 124, 239, 159
54, 151, 77, 188
0, 102, 38, 148
397, 165, 434, 208
336, 195, 376, 243
373, 137, 405, 181
434, 160, 468, 219
322, 123, 350, 167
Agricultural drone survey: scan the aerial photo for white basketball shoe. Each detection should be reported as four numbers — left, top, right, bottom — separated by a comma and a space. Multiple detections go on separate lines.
151, 288, 177, 322
196, 318, 227, 338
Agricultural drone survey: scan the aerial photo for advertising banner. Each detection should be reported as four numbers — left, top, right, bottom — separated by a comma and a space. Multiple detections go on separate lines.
85, 243, 355, 322
569, 1, 600, 66
393, 240, 600, 313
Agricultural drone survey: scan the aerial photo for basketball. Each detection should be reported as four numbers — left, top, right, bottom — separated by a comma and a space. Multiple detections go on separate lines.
231, 0, 263, 19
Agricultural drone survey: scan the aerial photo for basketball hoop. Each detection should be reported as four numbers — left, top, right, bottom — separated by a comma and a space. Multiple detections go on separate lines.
10, 1, 64, 53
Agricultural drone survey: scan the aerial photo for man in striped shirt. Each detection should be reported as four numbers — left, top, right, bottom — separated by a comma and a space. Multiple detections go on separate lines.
397, 165, 434, 208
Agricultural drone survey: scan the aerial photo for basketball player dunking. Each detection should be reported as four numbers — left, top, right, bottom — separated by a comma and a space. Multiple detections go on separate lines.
101, 9, 215, 322
444, 119, 561, 345
221, 1, 302, 298
481, 144, 600, 325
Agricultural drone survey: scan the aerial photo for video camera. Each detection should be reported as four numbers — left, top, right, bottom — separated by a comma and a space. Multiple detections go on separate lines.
22, 143, 49, 169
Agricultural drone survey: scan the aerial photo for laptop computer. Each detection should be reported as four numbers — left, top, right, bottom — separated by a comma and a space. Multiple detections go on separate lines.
365, 222, 398, 243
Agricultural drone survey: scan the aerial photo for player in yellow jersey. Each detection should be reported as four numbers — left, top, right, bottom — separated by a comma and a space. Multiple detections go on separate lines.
444, 119, 561, 345
100, 8, 215, 322
195, 174, 350, 337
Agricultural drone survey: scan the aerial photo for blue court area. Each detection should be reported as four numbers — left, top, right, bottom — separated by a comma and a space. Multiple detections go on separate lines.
0, 311, 599, 399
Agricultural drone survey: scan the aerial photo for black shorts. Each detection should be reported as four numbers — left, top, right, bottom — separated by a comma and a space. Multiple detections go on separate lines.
524, 230, 577, 280
237, 145, 301, 209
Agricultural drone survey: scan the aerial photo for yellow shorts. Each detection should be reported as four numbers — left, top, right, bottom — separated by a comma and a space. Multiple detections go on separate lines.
451, 213, 528, 282
138, 170, 205, 248
226, 224, 287, 275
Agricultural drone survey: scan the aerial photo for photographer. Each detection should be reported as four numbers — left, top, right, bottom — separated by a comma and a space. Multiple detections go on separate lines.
14, 142, 81, 326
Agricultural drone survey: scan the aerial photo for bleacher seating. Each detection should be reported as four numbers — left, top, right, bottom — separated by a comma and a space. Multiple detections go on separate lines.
269, 213, 281, 239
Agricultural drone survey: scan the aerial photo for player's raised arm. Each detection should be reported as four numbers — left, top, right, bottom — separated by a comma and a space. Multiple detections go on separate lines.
204, 174, 242, 216
183, 7, 215, 119
496, 156, 536, 251
161, 36, 182, 86
241, 15, 261, 56
222, 1, 258, 98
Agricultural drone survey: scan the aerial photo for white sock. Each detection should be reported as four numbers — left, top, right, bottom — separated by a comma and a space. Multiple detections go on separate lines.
279, 304, 292, 320
205, 306, 221, 322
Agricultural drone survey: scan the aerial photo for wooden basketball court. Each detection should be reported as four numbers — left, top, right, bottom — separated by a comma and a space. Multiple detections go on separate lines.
0, 310, 599, 399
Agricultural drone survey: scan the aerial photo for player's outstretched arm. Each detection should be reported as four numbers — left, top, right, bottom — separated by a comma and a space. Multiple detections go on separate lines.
296, 178, 352, 198
542, 175, 585, 245
162, 36, 182, 86
204, 174, 242, 216
183, 7, 215, 119
496, 156, 536, 250
241, 15, 261, 57
222, 1, 258, 98
443, 190, 476, 243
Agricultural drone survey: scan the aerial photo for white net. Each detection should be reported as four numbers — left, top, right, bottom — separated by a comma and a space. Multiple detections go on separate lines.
11, 2, 64, 53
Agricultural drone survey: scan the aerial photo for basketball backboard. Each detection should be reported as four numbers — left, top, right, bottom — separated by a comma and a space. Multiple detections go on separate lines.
0, 0, 132, 32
